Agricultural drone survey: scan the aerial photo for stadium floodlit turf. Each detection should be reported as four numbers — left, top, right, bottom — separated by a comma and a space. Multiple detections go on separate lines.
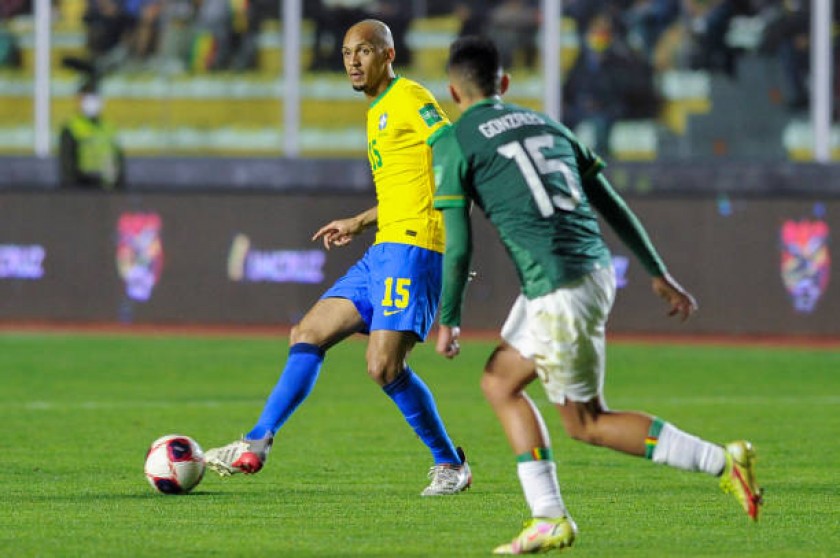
1, 332, 837, 557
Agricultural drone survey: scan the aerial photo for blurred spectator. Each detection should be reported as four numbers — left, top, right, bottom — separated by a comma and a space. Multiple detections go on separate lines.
682, 0, 755, 77
83, 0, 171, 69
486, 0, 540, 69
192, 0, 233, 71
453, 0, 498, 37
1, 0, 29, 68
623, 0, 682, 60
307, 1, 412, 72
0, 29, 21, 68
59, 79, 125, 190
563, 13, 660, 155
308, 0, 373, 71
425, 0, 457, 16
84, 0, 131, 62
128, 0, 161, 61
565, 0, 612, 39
230, 0, 279, 71
374, 0, 413, 67
155, 0, 195, 72
0, 2, 22, 66
758, 0, 810, 110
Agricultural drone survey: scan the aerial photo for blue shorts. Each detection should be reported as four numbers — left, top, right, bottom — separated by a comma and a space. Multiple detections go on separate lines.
321, 243, 443, 340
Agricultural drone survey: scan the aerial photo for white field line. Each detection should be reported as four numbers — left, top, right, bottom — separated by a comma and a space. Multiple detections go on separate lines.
5, 400, 263, 411
538, 395, 840, 408
3, 395, 839, 411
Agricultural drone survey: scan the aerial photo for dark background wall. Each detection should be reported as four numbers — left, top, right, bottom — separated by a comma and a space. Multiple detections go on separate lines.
0, 189, 835, 336
3, 157, 840, 197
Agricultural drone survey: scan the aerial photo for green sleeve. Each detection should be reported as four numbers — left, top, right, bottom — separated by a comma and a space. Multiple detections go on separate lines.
439, 204, 472, 326
430, 124, 472, 326
583, 173, 667, 277
430, 125, 469, 210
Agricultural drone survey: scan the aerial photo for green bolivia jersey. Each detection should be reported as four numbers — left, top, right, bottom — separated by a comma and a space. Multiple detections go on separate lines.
432, 98, 612, 299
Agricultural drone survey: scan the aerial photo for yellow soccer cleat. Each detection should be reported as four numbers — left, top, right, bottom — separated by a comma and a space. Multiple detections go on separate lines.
493, 516, 577, 555
720, 440, 764, 521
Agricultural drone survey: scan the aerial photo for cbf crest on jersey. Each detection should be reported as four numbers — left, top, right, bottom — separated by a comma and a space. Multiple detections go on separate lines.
378, 112, 388, 130
780, 218, 830, 313
116, 212, 164, 302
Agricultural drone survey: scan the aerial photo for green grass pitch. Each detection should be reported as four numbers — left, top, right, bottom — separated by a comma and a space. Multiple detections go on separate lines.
1, 332, 838, 557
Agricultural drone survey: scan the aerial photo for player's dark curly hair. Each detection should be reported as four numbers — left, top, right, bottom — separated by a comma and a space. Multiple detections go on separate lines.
447, 36, 502, 97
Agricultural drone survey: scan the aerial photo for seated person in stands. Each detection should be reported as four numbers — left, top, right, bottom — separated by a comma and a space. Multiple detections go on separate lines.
309, 0, 373, 71
563, 13, 660, 156
486, 0, 539, 69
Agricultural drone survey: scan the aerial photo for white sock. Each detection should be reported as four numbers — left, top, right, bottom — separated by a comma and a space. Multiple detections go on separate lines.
651, 422, 726, 475
517, 460, 567, 518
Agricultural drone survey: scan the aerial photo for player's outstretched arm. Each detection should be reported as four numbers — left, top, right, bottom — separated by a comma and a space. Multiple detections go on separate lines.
312, 206, 378, 250
583, 173, 667, 278
652, 273, 698, 322
584, 173, 697, 322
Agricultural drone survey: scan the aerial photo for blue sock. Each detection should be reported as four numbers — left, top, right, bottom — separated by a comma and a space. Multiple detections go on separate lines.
246, 343, 325, 441
382, 366, 461, 465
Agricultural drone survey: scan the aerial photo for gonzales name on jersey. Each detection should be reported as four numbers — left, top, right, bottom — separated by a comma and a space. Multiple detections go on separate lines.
431, 98, 613, 299
366, 76, 449, 253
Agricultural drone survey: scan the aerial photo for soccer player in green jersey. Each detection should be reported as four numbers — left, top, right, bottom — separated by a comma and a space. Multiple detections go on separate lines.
430, 36, 763, 554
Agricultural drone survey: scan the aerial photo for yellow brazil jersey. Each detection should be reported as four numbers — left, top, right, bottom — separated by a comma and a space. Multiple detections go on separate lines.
366, 76, 449, 252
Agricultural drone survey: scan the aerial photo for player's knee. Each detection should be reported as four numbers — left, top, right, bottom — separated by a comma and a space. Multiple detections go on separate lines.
480, 371, 515, 402
290, 323, 319, 346
366, 356, 399, 386
479, 372, 497, 400
289, 324, 305, 345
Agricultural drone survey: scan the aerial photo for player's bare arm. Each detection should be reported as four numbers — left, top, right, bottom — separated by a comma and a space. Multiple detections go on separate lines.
652, 274, 698, 321
312, 206, 378, 250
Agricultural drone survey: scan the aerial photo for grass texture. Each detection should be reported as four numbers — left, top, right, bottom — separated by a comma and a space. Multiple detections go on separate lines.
1, 332, 837, 557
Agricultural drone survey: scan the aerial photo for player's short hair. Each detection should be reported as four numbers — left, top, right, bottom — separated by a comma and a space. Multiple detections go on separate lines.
447, 36, 502, 97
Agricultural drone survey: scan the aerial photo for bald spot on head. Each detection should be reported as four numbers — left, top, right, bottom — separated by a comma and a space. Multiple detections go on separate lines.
344, 19, 394, 50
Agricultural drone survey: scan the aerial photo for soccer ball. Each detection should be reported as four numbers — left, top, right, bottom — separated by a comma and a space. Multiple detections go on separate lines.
144, 434, 206, 495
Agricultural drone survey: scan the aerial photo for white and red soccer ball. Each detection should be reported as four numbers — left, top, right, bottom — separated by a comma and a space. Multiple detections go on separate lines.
144, 435, 206, 495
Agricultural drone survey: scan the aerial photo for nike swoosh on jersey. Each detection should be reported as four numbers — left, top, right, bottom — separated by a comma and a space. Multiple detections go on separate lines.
383, 309, 404, 316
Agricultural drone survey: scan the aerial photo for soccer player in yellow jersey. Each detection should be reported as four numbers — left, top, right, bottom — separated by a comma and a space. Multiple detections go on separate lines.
205, 19, 471, 496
